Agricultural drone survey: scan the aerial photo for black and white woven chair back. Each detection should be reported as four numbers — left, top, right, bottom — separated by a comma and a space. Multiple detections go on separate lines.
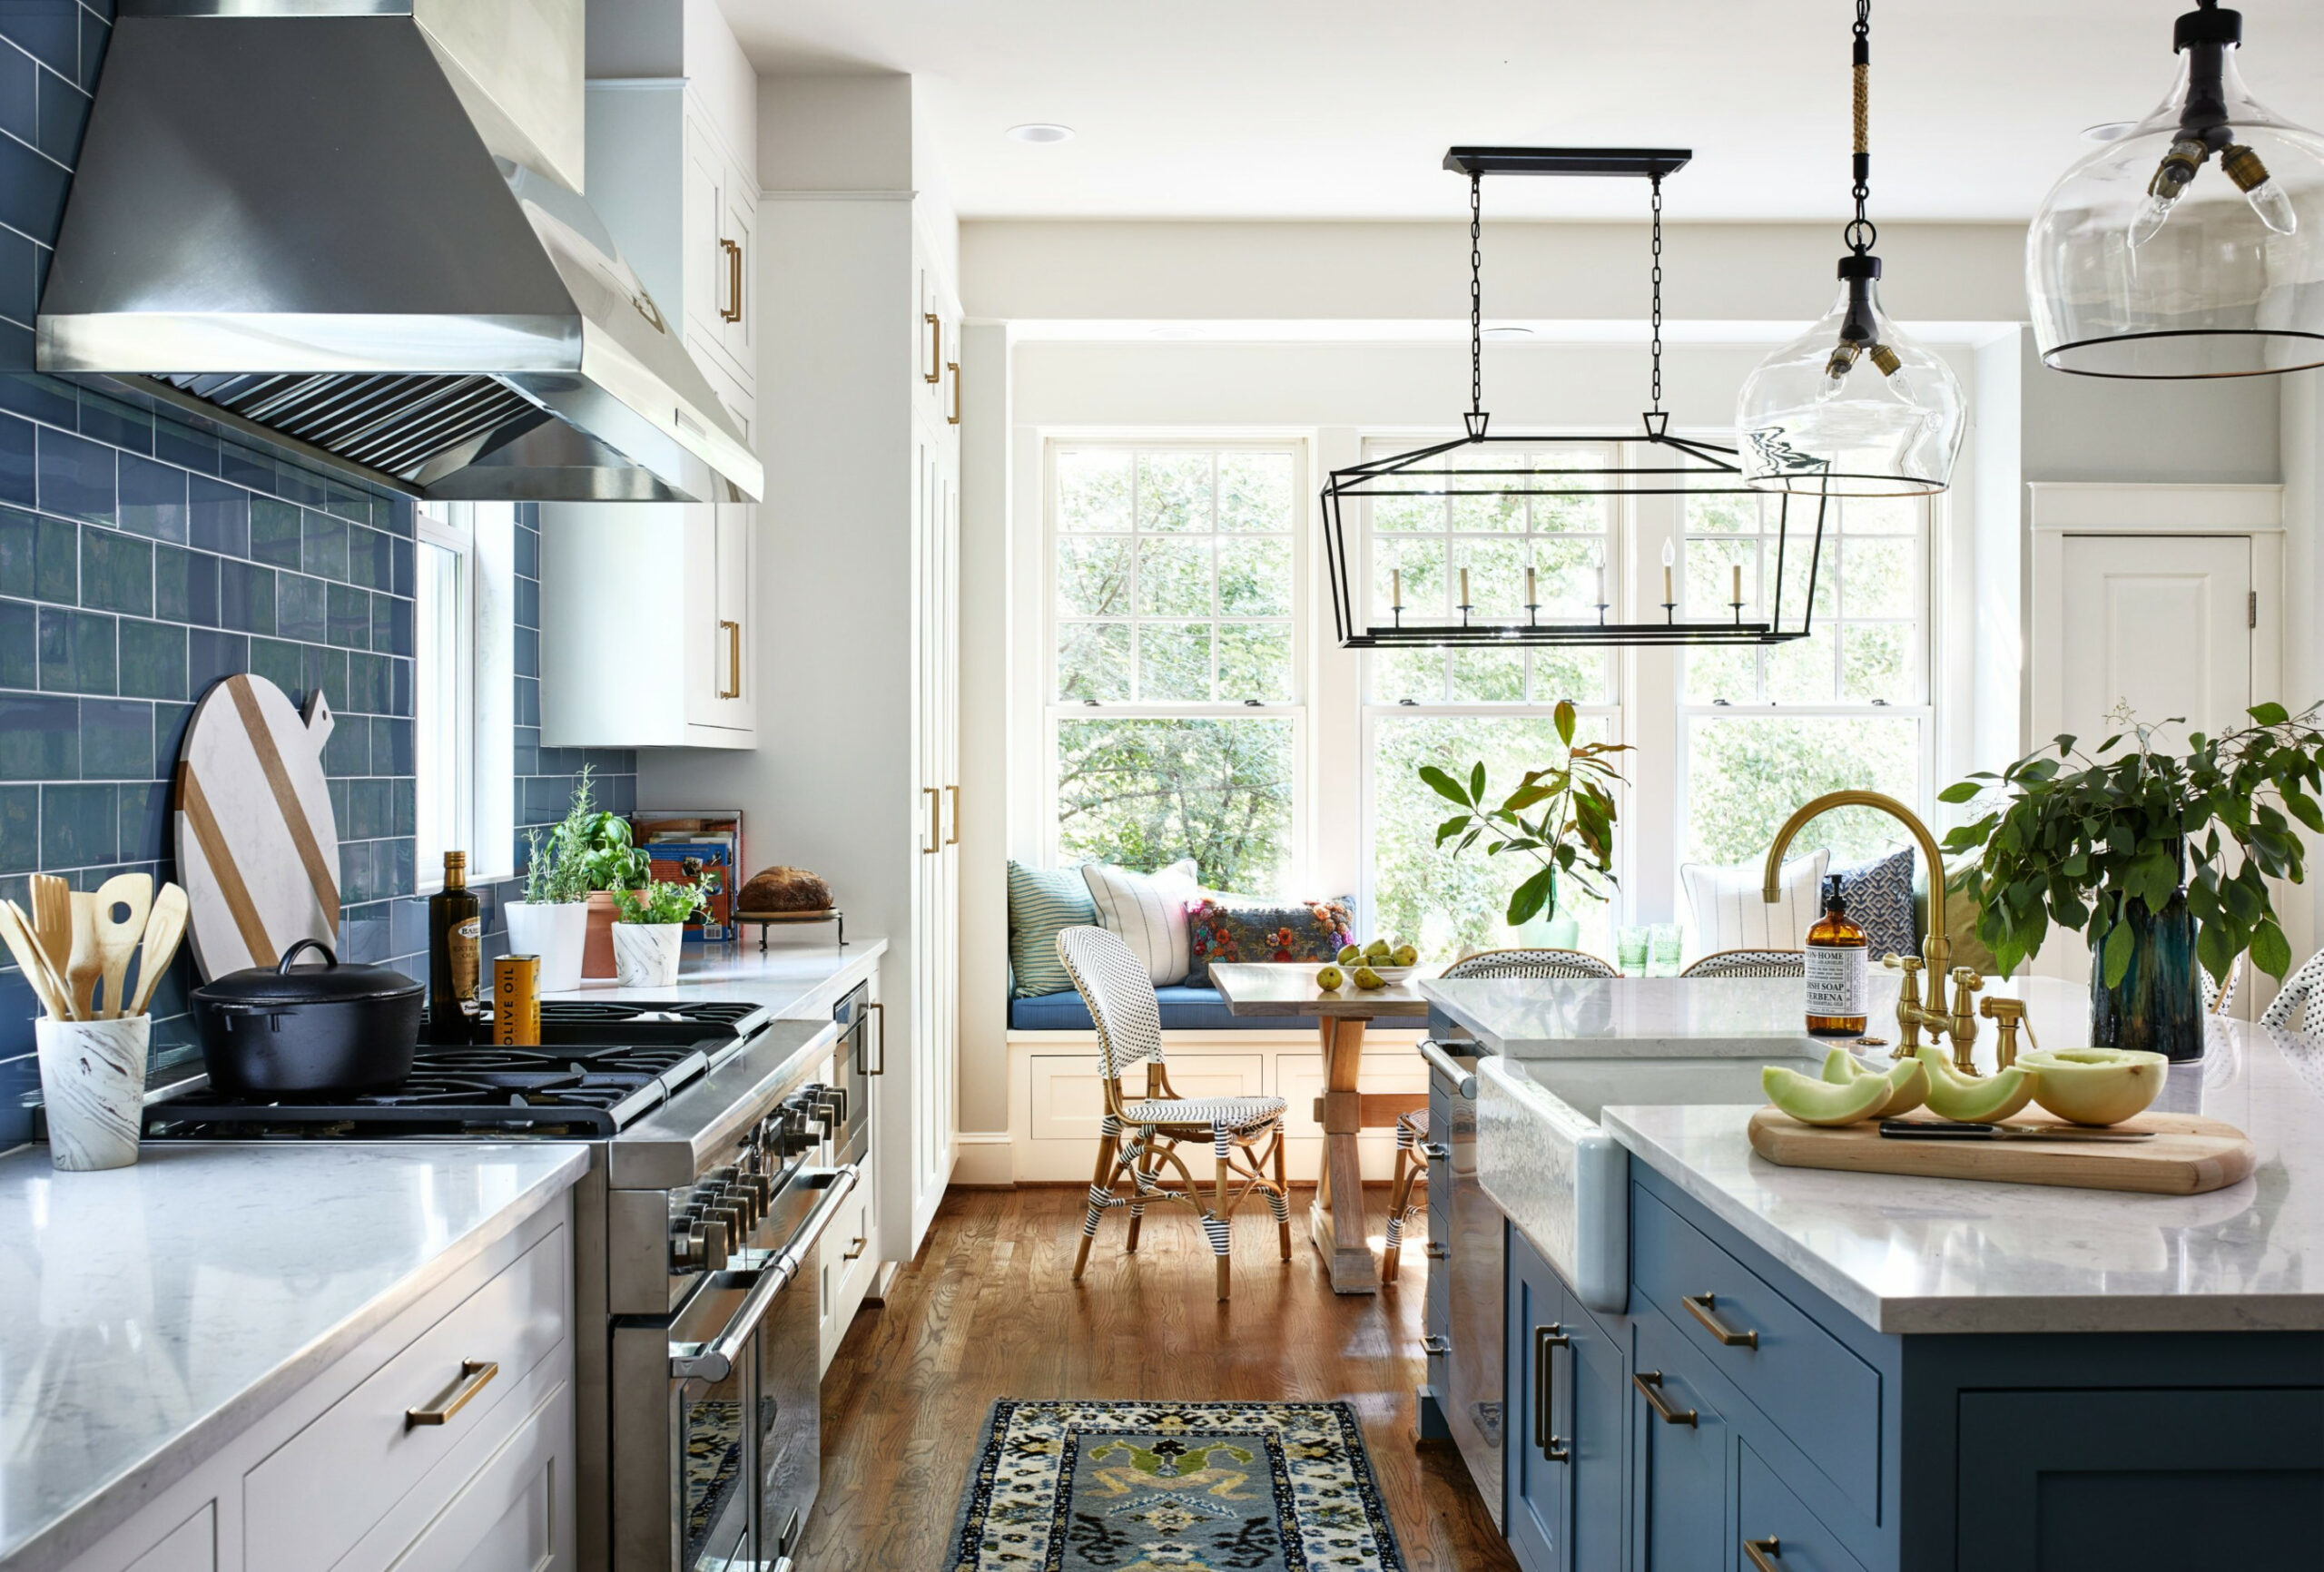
1682, 948, 1806, 979
1443, 947, 1621, 981
2260, 949, 2324, 1033
1058, 925, 1167, 1082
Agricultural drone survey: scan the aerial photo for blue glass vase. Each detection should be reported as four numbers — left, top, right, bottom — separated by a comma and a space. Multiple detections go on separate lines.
2088, 885, 2204, 1062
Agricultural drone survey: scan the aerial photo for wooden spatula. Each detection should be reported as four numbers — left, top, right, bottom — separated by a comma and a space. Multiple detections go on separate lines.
65, 891, 100, 1021
126, 883, 191, 1018
0, 901, 70, 1021
93, 872, 153, 1020
30, 875, 72, 999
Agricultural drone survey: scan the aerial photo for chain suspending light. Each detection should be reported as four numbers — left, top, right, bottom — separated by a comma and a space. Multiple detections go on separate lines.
1821, 0, 1909, 399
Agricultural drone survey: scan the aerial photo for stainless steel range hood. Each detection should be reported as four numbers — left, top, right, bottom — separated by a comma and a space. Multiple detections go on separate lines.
34, 0, 761, 504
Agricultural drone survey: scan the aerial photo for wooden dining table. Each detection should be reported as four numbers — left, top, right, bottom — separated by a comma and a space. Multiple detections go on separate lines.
1206, 962, 1435, 1294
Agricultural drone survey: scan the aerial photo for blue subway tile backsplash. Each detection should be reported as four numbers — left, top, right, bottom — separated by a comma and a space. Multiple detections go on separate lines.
0, 23, 637, 1150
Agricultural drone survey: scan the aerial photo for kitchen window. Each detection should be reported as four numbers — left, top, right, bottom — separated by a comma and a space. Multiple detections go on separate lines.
414, 502, 517, 889
1358, 439, 1622, 961
1045, 442, 1305, 895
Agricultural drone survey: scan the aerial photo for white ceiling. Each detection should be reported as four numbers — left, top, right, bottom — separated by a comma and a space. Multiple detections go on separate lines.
717, 0, 2324, 222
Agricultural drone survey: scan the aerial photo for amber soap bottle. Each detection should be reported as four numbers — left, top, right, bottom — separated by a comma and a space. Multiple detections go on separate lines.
428, 850, 483, 1043
1803, 873, 1869, 1037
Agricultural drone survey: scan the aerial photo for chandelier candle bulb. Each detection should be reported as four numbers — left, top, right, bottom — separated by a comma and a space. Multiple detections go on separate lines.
1732, 564, 1744, 604
1460, 566, 1471, 607
1525, 565, 1537, 606
1593, 564, 1607, 608
1661, 539, 1676, 605
1392, 568, 1403, 612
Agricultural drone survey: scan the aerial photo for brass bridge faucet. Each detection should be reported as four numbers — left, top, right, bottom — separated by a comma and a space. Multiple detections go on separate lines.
1761, 790, 1985, 1073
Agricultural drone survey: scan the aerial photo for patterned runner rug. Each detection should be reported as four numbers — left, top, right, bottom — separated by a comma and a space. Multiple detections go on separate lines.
946, 1399, 1406, 1570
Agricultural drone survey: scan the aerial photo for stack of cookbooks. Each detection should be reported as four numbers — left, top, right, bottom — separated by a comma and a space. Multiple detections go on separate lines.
634, 810, 742, 944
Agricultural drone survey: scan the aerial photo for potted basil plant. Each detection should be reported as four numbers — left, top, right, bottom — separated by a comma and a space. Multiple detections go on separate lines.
610, 877, 714, 988
1938, 702, 2324, 1060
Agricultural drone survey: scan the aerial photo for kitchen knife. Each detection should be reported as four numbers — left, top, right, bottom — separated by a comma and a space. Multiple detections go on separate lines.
1878, 1118, 2156, 1143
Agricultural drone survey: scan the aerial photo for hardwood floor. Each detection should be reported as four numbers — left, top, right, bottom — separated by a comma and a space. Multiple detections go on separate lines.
804, 1184, 1515, 1570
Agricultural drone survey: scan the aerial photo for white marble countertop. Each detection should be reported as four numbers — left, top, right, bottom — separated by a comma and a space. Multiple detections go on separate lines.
1424, 973, 1865, 1057
0, 1142, 588, 1570
540, 933, 886, 1021
1592, 979, 2324, 1334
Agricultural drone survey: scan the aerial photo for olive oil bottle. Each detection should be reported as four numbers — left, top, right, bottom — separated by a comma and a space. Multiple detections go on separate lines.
1803, 873, 1869, 1037
428, 850, 483, 1043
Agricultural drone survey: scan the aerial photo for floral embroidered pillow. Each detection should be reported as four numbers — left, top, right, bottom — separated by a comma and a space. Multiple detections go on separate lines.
1185, 897, 1355, 986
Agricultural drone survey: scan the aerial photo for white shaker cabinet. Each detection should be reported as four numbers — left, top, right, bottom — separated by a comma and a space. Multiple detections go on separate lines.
537, 503, 755, 749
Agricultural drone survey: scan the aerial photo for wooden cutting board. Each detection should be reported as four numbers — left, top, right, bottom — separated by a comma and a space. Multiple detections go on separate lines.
172, 674, 340, 981
1747, 1105, 2255, 1196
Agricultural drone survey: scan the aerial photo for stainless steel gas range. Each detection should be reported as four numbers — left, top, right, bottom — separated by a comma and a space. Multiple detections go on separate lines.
143, 990, 876, 1572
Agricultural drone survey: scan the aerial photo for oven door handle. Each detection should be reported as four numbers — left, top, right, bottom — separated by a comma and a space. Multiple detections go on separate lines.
669, 1164, 862, 1382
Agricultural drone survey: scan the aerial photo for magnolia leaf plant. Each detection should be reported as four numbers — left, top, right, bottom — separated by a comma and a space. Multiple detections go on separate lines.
1418, 700, 1631, 927
1936, 702, 2324, 989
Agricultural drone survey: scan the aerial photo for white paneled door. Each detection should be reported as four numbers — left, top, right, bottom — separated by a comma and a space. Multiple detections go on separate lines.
2057, 534, 2253, 752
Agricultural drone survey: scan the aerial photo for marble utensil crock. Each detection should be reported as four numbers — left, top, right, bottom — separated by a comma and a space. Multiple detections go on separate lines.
35, 1016, 149, 1171
611, 922, 684, 987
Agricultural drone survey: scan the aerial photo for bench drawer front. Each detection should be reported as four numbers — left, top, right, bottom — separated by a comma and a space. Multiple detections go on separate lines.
244, 1225, 570, 1572
1738, 1440, 1869, 1572
1631, 1185, 1881, 1518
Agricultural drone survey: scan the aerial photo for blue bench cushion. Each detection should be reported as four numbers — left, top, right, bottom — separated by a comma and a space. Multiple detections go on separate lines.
1009, 985, 1318, 1033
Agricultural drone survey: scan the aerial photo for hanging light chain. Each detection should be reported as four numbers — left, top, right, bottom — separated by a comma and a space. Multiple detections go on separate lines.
1649, 172, 1665, 415
1469, 171, 1485, 422
1846, 0, 1876, 255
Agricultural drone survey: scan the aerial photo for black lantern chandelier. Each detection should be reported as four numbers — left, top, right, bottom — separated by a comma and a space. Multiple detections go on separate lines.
1321, 147, 1829, 650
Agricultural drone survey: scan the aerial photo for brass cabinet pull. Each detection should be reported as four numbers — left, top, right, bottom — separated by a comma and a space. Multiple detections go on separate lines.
719, 620, 742, 699
1424, 1241, 1451, 1260
1533, 1324, 1571, 1461
862, 1000, 885, 1075
406, 1359, 498, 1429
720, 238, 743, 323
944, 784, 960, 844
921, 787, 940, 854
842, 1236, 867, 1261
1420, 1333, 1451, 1357
1632, 1370, 1698, 1428
1682, 1292, 1758, 1349
946, 359, 961, 425
1421, 1141, 1452, 1163
924, 312, 942, 383
1744, 1538, 1784, 1572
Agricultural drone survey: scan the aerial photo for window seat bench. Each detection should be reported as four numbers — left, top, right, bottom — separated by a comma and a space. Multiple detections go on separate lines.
1008, 985, 1318, 1033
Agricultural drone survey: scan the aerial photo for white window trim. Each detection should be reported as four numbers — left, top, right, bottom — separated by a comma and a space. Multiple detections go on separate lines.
1037, 437, 1314, 891
413, 502, 517, 893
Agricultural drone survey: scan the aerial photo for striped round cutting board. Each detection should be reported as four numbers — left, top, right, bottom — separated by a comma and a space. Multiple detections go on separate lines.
172, 674, 340, 982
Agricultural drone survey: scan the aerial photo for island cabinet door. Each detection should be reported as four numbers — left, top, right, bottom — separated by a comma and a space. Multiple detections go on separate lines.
1630, 1310, 1731, 1572
1504, 1228, 1571, 1570
1955, 1387, 2324, 1572
1562, 1297, 1626, 1572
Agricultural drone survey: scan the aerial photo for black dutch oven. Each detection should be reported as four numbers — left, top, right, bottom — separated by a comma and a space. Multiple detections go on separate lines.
192, 939, 423, 1093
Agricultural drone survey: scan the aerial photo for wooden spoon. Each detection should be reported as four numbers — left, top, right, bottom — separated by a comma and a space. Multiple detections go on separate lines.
30, 875, 72, 997
126, 884, 191, 1018
0, 901, 70, 1021
65, 891, 100, 1021
93, 872, 153, 1020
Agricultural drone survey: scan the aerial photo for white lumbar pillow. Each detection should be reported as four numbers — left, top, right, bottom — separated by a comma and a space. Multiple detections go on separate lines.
1079, 859, 1203, 987
1680, 850, 1832, 956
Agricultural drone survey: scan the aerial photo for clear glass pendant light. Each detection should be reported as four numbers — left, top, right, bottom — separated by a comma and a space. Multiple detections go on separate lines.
2028, 1, 2324, 378
1738, 0, 1965, 496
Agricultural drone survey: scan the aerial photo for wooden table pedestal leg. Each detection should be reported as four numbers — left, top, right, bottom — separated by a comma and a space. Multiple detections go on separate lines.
1307, 1015, 1378, 1294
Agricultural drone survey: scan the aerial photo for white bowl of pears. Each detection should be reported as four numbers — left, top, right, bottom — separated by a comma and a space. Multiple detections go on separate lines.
1315, 938, 1419, 991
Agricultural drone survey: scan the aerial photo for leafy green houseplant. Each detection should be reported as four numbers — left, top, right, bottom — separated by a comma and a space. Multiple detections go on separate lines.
506, 768, 615, 991
1937, 702, 2324, 1059
608, 874, 717, 988
1419, 700, 1630, 929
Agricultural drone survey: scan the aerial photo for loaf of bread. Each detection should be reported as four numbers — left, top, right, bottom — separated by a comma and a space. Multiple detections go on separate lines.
736, 866, 832, 913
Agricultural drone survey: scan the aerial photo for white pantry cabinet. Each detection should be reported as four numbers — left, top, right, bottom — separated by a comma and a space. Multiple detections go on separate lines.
61, 1200, 576, 1572
537, 503, 755, 748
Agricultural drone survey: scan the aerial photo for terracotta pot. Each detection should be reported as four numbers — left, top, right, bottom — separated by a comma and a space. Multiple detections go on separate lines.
583, 890, 625, 979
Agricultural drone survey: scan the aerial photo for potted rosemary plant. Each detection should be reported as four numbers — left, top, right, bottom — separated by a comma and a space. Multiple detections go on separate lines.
1420, 700, 1629, 934
550, 768, 649, 980
1938, 702, 2324, 1059
505, 776, 596, 991
610, 876, 714, 988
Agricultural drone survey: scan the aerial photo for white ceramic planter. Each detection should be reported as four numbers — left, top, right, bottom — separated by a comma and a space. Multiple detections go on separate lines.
35, 1016, 150, 1171
611, 922, 684, 987
506, 900, 588, 993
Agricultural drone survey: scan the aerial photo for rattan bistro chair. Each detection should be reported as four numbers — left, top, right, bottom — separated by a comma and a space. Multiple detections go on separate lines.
1058, 926, 1291, 1302
1382, 946, 1622, 1282
1681, 948, 1807, 979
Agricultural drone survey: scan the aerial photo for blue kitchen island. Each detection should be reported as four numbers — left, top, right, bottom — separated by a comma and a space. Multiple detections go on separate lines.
1417, 974, 2324, 1572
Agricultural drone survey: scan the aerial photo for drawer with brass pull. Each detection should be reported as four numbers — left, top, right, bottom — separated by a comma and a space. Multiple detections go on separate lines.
242, 1226, 570, 1572
1738, 1438, 1871, 1572
1631, 1184, 1882, 1519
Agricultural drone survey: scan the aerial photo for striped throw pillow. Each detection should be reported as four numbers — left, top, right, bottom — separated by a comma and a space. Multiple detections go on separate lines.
1008, 861, 1098, 999
1079, 860, 1203, 987
1679, 850, 1830, 956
